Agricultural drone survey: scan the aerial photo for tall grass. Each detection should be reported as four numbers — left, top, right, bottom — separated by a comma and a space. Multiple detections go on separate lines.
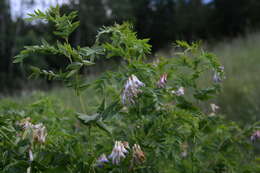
212, 32, 260, 123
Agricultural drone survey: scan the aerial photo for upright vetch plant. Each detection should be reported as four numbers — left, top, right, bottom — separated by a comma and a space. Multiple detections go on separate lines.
12, 5, 260, 173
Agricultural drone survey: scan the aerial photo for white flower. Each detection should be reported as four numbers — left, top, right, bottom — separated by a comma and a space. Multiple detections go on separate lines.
29, 149, 34, 162
108, 141, 128, 165
157, 73, 167, 88
209, 103, 220, 117
19, 118, 47, 144
210, 103, 219, 113
32, 123, 47, 144
172, 87, 185, 96
122, 75, 145, 105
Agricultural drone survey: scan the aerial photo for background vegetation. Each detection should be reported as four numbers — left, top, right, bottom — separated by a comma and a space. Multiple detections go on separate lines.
2, 0, 260, 90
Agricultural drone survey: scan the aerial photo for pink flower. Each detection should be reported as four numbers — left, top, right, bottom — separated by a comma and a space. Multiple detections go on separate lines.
157, 73, 168, 88
250, 130, 260, 142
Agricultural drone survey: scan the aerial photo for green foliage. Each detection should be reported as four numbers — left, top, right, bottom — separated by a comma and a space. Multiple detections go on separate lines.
7, 5, 260, 173
96, 23, 151, 62
26, 5, 79, 42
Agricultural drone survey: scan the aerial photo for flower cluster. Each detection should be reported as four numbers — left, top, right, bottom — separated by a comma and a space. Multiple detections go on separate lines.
19, 118, 47, 144
213, 66, 225, 83
19, 118, 47, 172
209, 103, 220, 117
157, 73, 167, 88
250, 130, 260, 142
172, 87, 185, 96
96, 141, 145, 168
122, 75, 145, 104
109, 141, 129, 165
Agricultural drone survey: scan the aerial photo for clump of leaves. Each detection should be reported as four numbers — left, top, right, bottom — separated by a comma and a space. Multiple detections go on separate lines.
10, 5, 260, 173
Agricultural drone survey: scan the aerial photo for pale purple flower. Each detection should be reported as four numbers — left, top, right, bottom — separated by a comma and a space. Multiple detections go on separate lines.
109, 141, 128, 165
250, 130, 260, 142
96, 154, 109, 167
213, 72, 221, 83
213, 66, 225, 83
172, 87, 185, 96
157, 73, 167, 88
122, 75, 145, 105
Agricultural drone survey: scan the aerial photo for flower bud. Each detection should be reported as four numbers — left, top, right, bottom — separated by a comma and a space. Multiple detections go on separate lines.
157, 73, 167, 88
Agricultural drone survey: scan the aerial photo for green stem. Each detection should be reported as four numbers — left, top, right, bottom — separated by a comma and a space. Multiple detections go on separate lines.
75, 74, 86, 113
79, 94, 86, 113
89, 125, 93, 154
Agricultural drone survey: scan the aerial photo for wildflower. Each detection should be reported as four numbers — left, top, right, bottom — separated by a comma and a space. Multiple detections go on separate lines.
210, 103, 219, 113
29, 148, 34, 162
250, 130, 260, 142
19, 118, 47, 144
157, 73, 167, 88
213, 66, 225, 83
122, 141, 130, 149
32, 123, 47, 144
209, 103, 220, 117
213, 72, 221, 83
180, 142, 188, 158
132, 144, 145, 164
19, 117, 32, 130
96, 154, 109, 167
172, 87, 185, 96
109, 141, 128, 165
122, 75, 145, 105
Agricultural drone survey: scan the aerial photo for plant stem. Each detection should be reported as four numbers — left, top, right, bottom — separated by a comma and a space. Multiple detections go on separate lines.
89, 125, 93, 154
79, 94, 86, 113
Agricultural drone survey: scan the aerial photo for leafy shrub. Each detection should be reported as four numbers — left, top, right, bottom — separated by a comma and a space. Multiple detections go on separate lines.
2, 5, 258, 173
